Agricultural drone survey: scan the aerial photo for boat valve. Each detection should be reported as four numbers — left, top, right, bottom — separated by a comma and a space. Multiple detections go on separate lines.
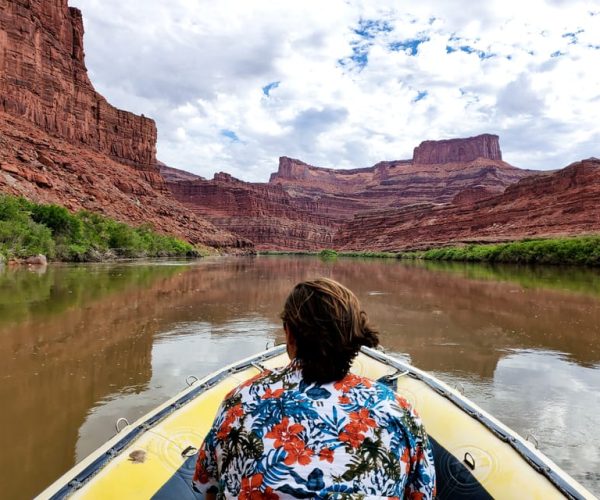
181, 445, 198, 458
463, 451, 476, 470
526, 433, 539, 449
115, 417, 130, 433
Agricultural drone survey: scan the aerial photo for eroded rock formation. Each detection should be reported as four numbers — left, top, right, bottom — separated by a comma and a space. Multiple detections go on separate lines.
0, 112, 251, 249
336, 158, 600, 251
167, 140, 534, 250
167, 172, 336, 250
0, 0, 157, 171
413, 134, 502, 164
0, 0, 249, 251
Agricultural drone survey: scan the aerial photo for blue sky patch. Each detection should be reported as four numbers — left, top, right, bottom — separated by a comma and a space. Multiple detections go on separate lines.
389, 38, 428, 56
414, 90, 428, 102
349, 42, 369, 68
339, 18, 394, 70
551, 50, 564, 58
562, 29, 584, 44
338, 41, 369, 70
262, 81, 280, 97
221, 129, 240, 142
353, 19, 393, 40
446, 43, 494, 59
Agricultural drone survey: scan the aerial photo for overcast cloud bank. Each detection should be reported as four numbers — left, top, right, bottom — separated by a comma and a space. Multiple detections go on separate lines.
71, 0, 600, 181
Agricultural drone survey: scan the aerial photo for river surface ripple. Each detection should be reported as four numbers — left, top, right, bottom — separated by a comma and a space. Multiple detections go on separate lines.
1, 256, 599, 498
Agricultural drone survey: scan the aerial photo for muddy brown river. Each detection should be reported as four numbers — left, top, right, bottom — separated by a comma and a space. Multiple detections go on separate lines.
1, 256, 599, 498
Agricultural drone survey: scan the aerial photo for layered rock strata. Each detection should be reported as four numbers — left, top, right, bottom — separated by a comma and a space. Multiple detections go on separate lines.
159, 162, 205, 183
413, 134, 502, 164
167, 172, 336, 250
0, 112, 251, 249
167, 142, 534, 250
270, 155, 530, 213
0, 0, 157, 171
336, 158, 600, 251
0, 0, 248, 251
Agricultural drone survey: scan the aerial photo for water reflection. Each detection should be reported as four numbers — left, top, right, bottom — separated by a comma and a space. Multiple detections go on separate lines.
1, 256, 599, 498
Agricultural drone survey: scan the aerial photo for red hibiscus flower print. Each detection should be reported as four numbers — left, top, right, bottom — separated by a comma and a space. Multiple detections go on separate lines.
395, 395, 412, 411
239, 473, 280, 500
265, 417, 304, 448
319, 447, 334, 463
216, 422, 232, 440
240, 473, 264, 500
349, 408, 376, 432
334, 373, 363, 393
193, 454, 210, 484
339, 421, 366, 448
263, 487, 279, 500
262, 388, 285, 399
283, 437, 314, 465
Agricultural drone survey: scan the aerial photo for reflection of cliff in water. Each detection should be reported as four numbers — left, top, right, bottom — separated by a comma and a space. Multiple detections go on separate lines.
141, 256, 600, 372
323, 258, 600, 372
0, 263, 196, 500
2, 257, 600, 498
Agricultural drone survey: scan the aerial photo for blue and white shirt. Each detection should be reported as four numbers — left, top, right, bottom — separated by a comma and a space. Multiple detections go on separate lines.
193, 360, 436, 499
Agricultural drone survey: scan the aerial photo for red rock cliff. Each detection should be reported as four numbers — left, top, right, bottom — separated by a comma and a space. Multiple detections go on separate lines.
336, 158, 600, 251
413, 134, 502, 164
166, 173, 336, 250
166, 145, 534, 251
0, 0, 249, 252
0, 0, 157, 171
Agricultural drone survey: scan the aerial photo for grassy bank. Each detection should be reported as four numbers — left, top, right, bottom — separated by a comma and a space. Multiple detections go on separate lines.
260, 237, 600, 266
0, 194, 199, 262
404, 237, 600, 266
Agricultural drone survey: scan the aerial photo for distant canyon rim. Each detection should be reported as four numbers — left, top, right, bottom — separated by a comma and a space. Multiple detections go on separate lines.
1, 0, 599, 254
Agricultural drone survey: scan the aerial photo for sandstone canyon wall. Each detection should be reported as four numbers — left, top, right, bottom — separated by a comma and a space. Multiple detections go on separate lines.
336, 158, 600, 251
0, 0, 156, 171
0, 0, 249, 251
166, 172, 337, 250
413, 133, 502, 164
166, 135, 536, 250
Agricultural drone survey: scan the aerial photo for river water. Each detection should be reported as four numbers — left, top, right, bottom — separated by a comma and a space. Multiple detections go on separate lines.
1, 256, 599, 498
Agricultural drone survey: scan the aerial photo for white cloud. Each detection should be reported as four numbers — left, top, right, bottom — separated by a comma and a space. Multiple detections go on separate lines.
71, 0, 600, 181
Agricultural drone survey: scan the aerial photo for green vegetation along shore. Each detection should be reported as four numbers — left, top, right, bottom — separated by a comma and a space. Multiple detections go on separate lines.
260, 237, 600, 266
0, 194, 199, 262
409, 237, 600, 266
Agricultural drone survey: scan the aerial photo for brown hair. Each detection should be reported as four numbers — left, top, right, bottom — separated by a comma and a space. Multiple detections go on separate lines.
280, 278, 379, 384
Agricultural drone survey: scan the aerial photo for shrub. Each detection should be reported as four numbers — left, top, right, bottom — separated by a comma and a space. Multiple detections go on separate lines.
414, 236, 600, 266
0, 194, 197, 261
319, 249, 338, 260
0, 219, 55, 259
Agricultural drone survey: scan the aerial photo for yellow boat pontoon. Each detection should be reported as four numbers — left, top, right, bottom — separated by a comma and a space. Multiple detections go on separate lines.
38, 346, 595, 499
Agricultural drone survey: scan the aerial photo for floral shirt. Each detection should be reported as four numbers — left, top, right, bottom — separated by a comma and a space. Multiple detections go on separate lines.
193, 360, 435, 499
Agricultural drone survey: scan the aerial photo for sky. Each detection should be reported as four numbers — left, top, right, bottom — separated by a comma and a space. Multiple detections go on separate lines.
70, 0, 600, 182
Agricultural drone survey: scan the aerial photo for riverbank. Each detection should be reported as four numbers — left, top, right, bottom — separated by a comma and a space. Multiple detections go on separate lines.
259, 236, 600, 266
0, 194, 205, 262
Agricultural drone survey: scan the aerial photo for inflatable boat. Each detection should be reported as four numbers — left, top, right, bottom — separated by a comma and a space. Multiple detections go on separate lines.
38, 346, 595, 499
